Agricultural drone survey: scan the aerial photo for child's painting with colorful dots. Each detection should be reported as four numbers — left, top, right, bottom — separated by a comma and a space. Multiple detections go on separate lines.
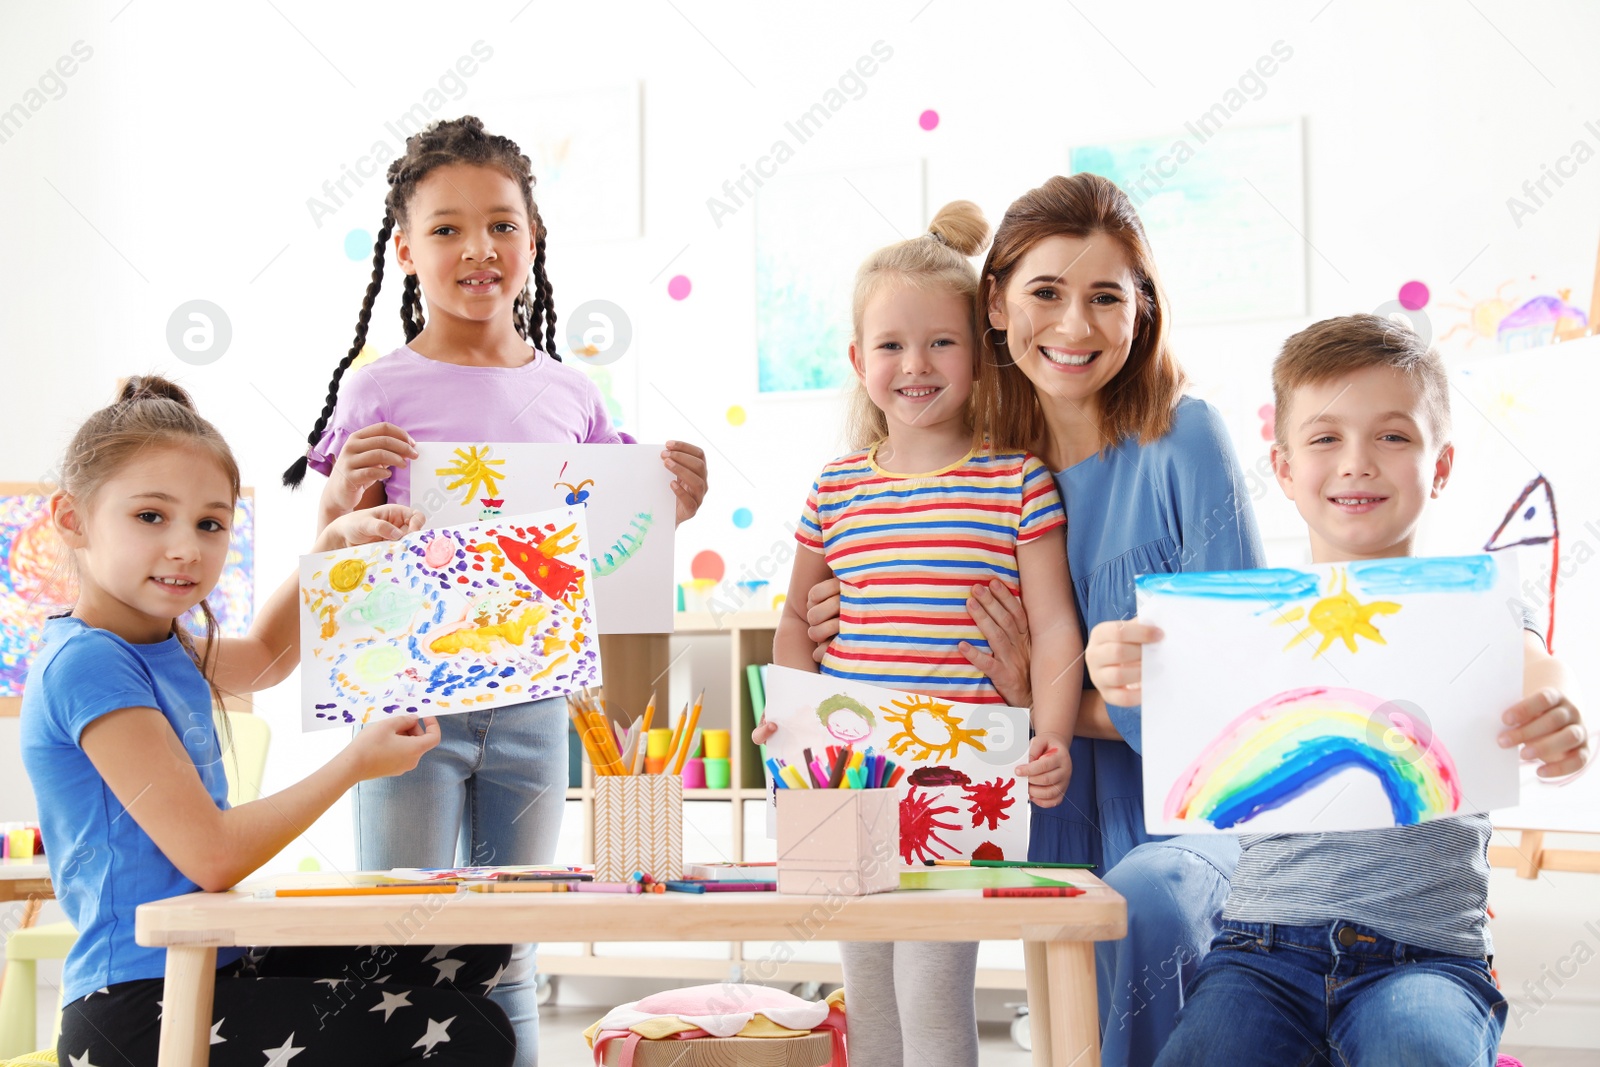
297, 507, 601, 732
416, 443, 676, 634
761, 665, 1032, 863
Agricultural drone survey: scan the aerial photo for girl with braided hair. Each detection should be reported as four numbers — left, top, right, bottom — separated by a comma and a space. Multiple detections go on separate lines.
282, 116, 708, 1065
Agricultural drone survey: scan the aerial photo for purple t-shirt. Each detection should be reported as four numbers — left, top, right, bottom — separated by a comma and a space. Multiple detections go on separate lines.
307, 344, 631, 507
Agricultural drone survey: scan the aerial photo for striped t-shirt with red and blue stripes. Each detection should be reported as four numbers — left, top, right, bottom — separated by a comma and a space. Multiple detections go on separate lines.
796, 444, 1065, 703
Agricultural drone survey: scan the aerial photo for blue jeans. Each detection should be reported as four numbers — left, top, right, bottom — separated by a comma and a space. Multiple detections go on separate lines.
1154, 920, 1506, 1066
354, 699, 569, 1067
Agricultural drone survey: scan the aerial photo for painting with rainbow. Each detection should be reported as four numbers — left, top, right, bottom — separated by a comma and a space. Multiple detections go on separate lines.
1137, 555, 1524, 835
298, 505, 601, 732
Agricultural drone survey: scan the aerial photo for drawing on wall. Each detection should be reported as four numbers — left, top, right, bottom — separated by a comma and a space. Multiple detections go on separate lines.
1484, 475, 1559, 650
755, 161, 925, 393
1069, 119, 1306, 324
299, 508, 600, 731
763, 665, 1031, 862
416, 443, 676, 633
1, 487, 256, 710
1138, 555, 1521, 834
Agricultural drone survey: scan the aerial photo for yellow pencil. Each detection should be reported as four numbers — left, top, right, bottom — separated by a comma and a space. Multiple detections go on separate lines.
567, 697, 612, 775
672, 689, 705, 775
661, 703, 687, 775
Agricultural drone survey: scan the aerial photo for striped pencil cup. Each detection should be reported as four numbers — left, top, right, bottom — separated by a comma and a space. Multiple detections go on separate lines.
776, 789, 898, 896
595, 774, 684, 883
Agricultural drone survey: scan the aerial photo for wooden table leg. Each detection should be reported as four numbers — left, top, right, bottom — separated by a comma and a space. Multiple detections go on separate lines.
1026, 939, 1101, 1067
1047, 940, 1100, 1067
1023, 941, 1055, 1067
157, 946, 216, 1067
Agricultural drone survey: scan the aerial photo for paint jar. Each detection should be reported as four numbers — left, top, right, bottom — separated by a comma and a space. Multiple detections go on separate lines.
681, 757, 707, 789
679, 579, 718, 612
701, 729, 731, 760
646, 728, 674, 758
702, 758, 731, 790
645, 756, 669, 775
7, 827, 33, 861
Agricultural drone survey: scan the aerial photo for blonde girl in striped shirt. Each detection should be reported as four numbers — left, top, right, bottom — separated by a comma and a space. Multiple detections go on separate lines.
753, 201, 1084, 1067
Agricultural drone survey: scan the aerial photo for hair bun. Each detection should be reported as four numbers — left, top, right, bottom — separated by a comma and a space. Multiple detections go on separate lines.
116, 375, 196, 410
927, 200, 990, 258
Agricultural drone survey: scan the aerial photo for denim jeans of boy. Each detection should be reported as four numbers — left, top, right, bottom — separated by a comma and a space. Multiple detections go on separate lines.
1154, 919, 1506, 1067
353, 698, 569, 1067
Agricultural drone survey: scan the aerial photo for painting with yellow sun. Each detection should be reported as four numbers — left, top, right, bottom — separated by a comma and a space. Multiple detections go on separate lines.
760, 665, 1034, 861
1134, 555, 1525, 835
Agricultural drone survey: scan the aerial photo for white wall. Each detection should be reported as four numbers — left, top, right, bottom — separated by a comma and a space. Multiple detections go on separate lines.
4, 0, 1598, 1046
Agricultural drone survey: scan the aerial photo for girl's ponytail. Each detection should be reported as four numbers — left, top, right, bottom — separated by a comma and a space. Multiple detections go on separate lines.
282, 214, 394, 488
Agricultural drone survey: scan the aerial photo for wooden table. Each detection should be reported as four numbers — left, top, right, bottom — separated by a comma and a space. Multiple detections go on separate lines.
0, 858, 54, 905
137, 871, 1125, 1067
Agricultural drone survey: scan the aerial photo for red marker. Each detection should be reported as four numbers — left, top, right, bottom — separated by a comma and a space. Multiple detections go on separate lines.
983, 887, 1085, 898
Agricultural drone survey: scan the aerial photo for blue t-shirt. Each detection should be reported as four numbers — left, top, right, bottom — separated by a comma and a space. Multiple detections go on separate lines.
19, 616, 244, 1003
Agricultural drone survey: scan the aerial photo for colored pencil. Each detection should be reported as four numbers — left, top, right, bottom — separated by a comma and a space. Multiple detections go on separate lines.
672, 690, 704, 775
982, 887, 1085, 898
632, 690, 656, 775
926, 859, 1096, 870
662, 880, 778, 893
573, 881, 644, 894
274, 885, 459, 897
661, 702, 688, 775
468, 882, 572, 893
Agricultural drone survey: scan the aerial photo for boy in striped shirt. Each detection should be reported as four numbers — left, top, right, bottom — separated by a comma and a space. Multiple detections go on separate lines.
1087, 315, 1591, 1065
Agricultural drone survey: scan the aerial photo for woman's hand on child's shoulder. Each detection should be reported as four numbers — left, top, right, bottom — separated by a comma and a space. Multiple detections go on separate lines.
1084, 619, 1163, 708
1500, 688, 1592, 778
326, 422, 418, 516
664, 441, 708, 526
1015, 732, 1071, 807
315, 505, 426, 553
348, 715, 441, 780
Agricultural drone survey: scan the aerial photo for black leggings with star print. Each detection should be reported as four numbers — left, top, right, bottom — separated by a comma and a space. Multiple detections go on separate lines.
59, 943, 514, 1067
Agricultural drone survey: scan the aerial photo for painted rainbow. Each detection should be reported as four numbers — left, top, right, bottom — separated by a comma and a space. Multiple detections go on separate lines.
1165, 687, 1462, 829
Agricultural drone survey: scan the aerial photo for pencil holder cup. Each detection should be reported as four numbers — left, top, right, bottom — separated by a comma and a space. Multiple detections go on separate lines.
595, 775, 684, 883
680, 758, 707, 789
776, 788, 899, 896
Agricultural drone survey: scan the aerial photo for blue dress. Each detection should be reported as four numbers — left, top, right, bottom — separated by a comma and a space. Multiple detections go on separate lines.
1028, 396, 1267, 1067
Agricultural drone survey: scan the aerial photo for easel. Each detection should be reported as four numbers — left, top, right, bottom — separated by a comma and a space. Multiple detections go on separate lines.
1488, 828, 1600, 879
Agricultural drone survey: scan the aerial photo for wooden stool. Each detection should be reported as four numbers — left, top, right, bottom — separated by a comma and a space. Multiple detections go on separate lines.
599, 1032, 834, 1066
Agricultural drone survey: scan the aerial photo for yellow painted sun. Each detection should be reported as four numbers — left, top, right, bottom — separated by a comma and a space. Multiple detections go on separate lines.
1273, 568, 1401, 658
436, 445, 505, 506
882, 695, 988, 762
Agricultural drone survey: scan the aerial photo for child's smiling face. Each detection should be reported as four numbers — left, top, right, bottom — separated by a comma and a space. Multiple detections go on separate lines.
850, 283, 976, 436
1272, 364, 1453, 563
55, 445, 234, 642
394, 163, 535, 331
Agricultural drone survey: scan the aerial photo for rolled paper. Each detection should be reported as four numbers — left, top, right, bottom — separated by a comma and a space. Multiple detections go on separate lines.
681, 757, 707, 789
703, 757, 732, 790
702, 729, 731, 760
647, 727, 674, 758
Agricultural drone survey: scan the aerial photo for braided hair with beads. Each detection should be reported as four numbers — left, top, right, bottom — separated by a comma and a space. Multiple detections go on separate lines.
282, 115, 560, 488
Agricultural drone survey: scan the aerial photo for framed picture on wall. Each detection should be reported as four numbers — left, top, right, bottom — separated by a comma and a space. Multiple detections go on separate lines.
0, 484, 256, 715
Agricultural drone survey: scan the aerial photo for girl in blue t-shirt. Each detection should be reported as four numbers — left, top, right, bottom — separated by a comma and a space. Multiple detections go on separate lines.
22, 376, 515, 1067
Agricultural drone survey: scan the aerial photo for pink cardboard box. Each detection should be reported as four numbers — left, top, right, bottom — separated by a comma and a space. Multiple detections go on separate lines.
776, 789, 899, 896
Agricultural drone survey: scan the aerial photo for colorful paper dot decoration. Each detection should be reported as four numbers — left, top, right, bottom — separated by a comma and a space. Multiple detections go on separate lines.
668, 274, 692, 300
726, 405, 747, 426
1398, 281, 1430, 311
919, 109, 940, 131
732, 507, 753, 529
345, 229, 372, 261
691, 550, 725, 582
